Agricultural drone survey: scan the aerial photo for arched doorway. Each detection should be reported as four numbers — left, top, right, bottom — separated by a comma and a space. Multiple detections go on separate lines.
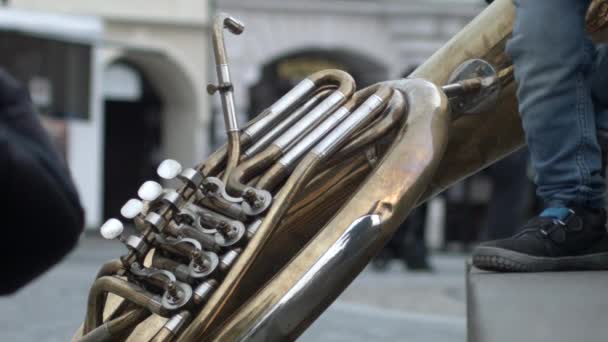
102, 61, 163, 219
248, 48, 388, 119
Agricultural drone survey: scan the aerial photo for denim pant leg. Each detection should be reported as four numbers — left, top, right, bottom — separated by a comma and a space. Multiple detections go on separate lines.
507, 0, 605, 208
592, 44, 608, 113
592, 45, 608, 182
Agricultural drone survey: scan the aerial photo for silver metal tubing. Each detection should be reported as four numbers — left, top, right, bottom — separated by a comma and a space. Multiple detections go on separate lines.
212, 14, 243, 134
84, 276, 166, 334
227, 90, 348, 194
243, 79, 316, 140
211, 14, 245, 182
193, 280, 218, 305
164, 311, 192, 335
274, 91, 346, 149
217, 64, 239, 133
278, 106, 352, 169
313, 91, 390, 159
244, 89, 332, 159
243, 69, 355, 142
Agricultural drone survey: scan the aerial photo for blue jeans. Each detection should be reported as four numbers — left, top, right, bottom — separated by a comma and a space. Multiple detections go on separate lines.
508, 0, 608, 208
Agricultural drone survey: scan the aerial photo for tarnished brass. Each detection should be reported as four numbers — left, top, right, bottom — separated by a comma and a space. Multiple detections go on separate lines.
74, 1, 608, 341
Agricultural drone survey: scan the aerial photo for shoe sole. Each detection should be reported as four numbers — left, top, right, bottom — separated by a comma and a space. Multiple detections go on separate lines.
473, 246, 608, 272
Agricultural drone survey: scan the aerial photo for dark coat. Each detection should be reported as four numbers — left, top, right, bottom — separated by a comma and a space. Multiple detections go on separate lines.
0, 68, 84, 294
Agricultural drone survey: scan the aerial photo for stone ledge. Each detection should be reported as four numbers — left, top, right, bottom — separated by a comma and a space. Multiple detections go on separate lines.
467, 262, 608, 342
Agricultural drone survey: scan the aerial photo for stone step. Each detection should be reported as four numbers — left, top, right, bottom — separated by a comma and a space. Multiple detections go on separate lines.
466, 263, 608, 342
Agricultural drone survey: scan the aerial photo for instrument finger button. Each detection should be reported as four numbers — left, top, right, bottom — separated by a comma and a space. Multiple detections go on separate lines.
138, 181, 163, 201
121, 199, 144, 219
158, 159, 183, 180
100, 218, 124, 240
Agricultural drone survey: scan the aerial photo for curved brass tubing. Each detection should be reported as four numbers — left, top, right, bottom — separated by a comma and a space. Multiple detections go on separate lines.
243, 87, 335, 159
200, 87, 337, 178
222, 131, 241, 184
307, 69, 357, 96
177, 154, 324, 342
211, 14, 244, 66
253, 97, 358, 192
241, 69, 356, 147
177, 86, 393, 342
94, 259, 125, 279
227, 71, 356, 195
331, 89, 406, 163
77, 308, 150, 342
84, 276, 167, 335
208, 79, 450, 341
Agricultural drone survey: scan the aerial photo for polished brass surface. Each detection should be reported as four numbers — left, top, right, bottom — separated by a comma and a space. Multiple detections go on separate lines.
74, 1, 608, 341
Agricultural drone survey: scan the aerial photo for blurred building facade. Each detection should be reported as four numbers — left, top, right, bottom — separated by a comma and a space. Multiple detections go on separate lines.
1, 0, 484, 229
213, 0, 483, 143
2, 1, 212, 227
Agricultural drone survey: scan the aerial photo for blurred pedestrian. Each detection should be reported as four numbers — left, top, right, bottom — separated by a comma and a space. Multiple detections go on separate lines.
478, 148, 532, 241
0, 68, 84, 294
473, 0, 608, 272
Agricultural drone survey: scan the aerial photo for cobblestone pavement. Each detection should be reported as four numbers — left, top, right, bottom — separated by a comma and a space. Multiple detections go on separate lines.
0, 237, 467, 342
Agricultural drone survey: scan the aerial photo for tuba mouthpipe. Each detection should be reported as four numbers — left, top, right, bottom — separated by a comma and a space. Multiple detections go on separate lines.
212, 14, 244, 67
211, 14, 245, 183
84, 276, 166, 335
211, 14, 242, 135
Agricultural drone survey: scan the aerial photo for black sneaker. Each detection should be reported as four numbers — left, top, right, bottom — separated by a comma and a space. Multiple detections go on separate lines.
472, 207, 608, 272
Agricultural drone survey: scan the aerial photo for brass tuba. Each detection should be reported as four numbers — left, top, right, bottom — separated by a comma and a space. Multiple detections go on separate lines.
73, 0, 608, 341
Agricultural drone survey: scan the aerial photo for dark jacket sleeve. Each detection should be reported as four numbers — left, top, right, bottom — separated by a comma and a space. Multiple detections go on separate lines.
0, 68, 84, 295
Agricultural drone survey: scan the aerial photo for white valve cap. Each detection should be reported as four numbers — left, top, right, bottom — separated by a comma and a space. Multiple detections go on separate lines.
121, 199, 144, 219
138, 181, 163, 201
157, 159, 183, 180
100, 218, 124, 240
